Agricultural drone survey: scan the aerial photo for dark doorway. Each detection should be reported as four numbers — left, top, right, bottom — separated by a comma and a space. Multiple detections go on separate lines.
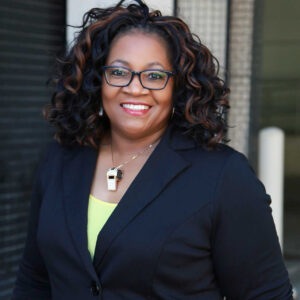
259, 0, 300, 269
0, 0, 65, 298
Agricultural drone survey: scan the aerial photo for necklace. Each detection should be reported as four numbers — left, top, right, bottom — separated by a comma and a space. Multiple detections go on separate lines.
106, 140, 158, 191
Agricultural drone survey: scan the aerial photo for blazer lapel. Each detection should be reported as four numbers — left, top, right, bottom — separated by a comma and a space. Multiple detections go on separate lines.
93, 126, 194, 271
62, 144, 99, 279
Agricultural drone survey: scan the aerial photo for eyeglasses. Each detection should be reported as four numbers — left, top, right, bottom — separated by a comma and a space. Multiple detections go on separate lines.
102, 65, 173, 90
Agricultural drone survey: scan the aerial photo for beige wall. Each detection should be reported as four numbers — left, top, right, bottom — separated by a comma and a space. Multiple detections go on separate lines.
177, 0, 228, 79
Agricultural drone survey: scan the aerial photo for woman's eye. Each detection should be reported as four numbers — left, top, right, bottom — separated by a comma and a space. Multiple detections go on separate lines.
147, 72, 165, 80
110, 69, 126, 76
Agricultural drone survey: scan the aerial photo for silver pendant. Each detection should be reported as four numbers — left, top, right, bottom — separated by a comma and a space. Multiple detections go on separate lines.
106, 167, 123, 191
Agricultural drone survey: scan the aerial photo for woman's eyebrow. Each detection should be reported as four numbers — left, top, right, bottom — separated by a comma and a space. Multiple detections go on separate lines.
108, 60, 165, 69
146, 62, 164, 68
109, 59, 128, 65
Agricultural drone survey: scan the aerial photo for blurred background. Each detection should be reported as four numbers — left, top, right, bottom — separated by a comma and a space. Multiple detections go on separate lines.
0, 0, 299, 298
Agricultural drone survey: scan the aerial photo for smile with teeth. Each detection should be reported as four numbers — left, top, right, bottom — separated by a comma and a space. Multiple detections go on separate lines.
120, 103, 151, 116
121, 104, 150, 110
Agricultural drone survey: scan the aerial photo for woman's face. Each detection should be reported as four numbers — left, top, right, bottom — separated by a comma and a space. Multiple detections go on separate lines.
101, 31, 174, 140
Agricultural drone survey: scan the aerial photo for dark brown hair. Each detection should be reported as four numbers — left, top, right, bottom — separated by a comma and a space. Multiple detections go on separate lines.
43, 0, 230, 149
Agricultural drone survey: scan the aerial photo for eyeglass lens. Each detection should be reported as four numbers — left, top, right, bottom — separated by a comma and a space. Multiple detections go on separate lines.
104, 66, 169, 89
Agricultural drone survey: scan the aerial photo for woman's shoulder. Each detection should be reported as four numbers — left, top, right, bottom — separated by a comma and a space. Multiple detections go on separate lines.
184, 141, 250, 174
209, 143, 251, 172
199, 143, 258, 190
37, 139, 81, 173
168, 126, 251, 177
206, 144, 270, 210
43, 139, 87, 159
169, 126, 239, 161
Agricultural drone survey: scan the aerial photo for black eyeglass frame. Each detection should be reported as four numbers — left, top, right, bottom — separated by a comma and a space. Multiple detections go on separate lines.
102, 65, 174, 90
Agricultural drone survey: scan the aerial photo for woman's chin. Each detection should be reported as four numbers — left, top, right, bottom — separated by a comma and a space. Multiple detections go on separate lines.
118, 125, 151, 139
112, 121, 164, 141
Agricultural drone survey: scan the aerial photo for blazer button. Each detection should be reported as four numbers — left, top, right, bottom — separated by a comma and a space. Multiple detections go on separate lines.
90, 280, 101, 296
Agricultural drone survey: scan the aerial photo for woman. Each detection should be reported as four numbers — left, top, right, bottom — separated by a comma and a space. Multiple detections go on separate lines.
12, 0, 293, 299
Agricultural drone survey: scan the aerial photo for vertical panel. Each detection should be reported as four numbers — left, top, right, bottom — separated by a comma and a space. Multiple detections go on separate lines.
177, 0, 228, 80
0, 0, 65, 298
226, 0, 256, 156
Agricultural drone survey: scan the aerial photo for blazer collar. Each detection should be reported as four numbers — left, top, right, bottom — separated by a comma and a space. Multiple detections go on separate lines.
62, 124, 195, 277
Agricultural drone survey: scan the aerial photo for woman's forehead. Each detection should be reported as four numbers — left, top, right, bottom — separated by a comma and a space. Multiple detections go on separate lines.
106, 32, 172, 69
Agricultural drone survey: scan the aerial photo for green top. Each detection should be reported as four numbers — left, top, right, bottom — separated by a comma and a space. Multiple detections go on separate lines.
87, 194, 118, 259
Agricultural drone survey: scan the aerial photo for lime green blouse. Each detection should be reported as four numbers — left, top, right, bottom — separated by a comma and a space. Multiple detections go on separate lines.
87, 194, 118, 259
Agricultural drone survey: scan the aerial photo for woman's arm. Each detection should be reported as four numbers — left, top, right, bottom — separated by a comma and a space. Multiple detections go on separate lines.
211, 152, 293, 300
11, 145, 54, 300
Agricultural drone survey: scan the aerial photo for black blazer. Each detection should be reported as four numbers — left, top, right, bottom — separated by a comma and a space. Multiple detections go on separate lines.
12, 125, 293, 300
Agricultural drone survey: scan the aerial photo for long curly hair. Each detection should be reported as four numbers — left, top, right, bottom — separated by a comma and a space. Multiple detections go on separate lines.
43, 0, 230, 150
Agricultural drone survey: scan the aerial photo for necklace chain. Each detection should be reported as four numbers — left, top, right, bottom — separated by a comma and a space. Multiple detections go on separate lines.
107, 137, 161, 191
111, 140, 158, 170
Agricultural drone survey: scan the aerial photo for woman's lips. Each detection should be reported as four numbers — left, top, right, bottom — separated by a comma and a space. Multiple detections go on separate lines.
120, 103, 151, 116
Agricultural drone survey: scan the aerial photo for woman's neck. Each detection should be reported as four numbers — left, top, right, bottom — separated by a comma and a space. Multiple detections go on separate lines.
108, 125, 167, 159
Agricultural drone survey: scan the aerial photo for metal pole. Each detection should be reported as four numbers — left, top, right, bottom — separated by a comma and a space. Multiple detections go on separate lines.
258, 127, 285, 248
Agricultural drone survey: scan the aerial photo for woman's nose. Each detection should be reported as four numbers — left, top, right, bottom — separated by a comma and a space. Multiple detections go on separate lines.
123, 74, 148, 95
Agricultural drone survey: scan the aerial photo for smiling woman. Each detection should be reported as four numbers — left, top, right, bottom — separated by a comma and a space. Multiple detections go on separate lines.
102, 32, 174, 141
11, 0, 294, 300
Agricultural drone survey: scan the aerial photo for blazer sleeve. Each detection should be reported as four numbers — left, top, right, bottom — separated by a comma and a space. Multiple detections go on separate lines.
211, 152, 293, 300
11, 144, 55, 300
